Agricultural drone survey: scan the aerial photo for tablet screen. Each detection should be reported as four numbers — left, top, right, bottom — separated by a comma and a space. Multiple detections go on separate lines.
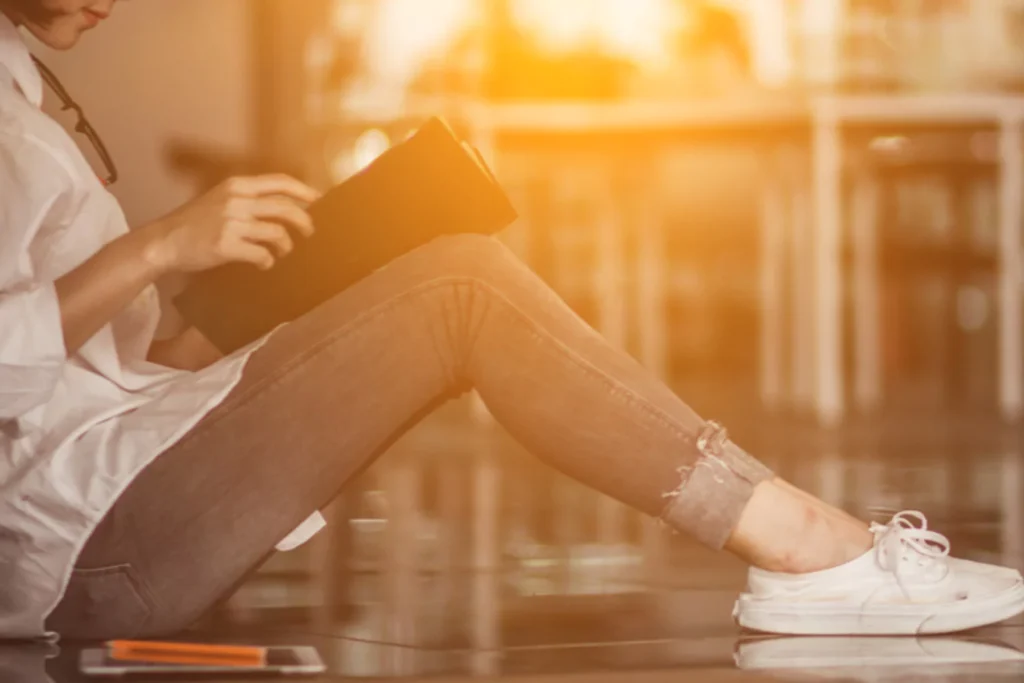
80, 645, 324, 676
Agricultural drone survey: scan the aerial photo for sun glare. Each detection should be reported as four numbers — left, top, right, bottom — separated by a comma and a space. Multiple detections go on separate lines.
354, 0, 678, 90
514, 0, 675, 64
361, 0, 476, 88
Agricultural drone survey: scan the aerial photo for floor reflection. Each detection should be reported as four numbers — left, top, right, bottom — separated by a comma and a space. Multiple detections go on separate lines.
33, 409, 1024, 681
735, 635, 1024, 673
0, 644, 60, 683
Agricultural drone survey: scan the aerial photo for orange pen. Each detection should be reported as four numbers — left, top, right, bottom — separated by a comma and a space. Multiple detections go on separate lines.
107, 640, 267, 667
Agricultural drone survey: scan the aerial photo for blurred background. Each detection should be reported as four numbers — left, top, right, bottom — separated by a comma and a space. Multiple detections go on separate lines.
29, 0, 1024, 673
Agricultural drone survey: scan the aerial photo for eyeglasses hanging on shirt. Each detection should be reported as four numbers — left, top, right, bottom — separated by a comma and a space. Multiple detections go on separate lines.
31, 56, 119, 186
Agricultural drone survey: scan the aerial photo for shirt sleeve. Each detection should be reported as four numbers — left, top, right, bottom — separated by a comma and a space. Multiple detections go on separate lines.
0, 131, 76, 420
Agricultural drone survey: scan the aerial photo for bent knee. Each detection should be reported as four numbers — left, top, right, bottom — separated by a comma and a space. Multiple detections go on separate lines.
427, 233, 514, 263
412, 234, 525, 281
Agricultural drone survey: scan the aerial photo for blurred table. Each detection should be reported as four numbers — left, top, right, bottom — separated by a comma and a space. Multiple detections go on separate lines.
327, 94, 1024, 424
812, 95, 1024, 424
434, 98, 810, 423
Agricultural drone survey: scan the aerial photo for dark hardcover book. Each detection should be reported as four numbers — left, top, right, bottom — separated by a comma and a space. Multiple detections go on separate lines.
175, 118, 519, 353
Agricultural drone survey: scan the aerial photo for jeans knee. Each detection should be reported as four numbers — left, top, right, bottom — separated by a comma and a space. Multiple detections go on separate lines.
392, 234, 555, 316
412, 234, 532, 290
427, 234, 517, 271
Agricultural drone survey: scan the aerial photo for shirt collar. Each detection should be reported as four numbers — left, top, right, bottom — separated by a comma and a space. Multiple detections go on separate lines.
0, 11, 43, 107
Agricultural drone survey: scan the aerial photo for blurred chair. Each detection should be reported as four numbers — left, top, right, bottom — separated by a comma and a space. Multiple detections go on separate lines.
791, 97, 1024, 425
834, 129, 1007, 418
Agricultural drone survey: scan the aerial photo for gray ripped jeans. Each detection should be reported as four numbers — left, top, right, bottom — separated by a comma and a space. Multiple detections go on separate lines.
47, 235, 773, 639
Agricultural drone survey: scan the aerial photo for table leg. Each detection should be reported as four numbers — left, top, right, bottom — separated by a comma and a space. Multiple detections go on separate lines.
851, 174, 883, 412
813, 108, 845, 425
791, 181, 815, 412
760, 151, 787, 410
999, 119, 1023, 421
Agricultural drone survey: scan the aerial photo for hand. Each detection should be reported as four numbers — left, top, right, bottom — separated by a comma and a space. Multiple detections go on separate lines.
142, 174, 321, 276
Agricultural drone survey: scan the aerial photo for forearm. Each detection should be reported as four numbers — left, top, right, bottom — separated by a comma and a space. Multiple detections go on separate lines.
51, 174, 319, 357
54, 223, 165, 354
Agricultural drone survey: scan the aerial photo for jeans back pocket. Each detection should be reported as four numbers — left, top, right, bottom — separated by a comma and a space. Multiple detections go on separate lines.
46, 563, 152, 640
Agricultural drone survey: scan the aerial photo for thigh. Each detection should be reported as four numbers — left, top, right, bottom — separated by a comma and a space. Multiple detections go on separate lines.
54, 238, 491, 637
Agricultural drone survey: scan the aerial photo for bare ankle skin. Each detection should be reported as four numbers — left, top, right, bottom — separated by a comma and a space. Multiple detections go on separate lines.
725, 479, 874, 574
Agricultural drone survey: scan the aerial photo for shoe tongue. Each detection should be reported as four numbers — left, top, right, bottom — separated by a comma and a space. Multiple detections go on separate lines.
876, 523, 947, 566
876, 526, 908, 569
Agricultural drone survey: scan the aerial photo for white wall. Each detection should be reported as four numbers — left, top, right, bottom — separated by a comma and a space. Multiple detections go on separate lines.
31, 0, 255, 227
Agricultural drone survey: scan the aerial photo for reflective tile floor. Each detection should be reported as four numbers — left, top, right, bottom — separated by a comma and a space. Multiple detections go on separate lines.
13, 410, 1024, 682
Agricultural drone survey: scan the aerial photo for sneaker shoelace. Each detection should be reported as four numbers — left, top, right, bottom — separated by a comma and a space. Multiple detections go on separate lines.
870, 511, 951, 597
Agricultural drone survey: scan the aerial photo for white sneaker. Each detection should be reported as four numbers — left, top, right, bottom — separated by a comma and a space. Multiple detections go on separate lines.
733, 511, 1024, 635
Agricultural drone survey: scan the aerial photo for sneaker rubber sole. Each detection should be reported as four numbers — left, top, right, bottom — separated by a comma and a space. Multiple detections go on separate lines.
734, 580, 1024, 635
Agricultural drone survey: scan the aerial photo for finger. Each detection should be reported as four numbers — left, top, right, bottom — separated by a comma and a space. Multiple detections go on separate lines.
228, 174, 321, 204
239, 220, 295, 257
224, 239, 276, 271
249, 197, 315, 238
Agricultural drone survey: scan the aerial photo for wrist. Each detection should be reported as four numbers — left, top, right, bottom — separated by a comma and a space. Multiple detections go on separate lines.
135, 220, 176, 279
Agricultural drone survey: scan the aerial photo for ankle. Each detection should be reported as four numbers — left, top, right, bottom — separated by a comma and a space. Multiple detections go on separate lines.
726, 480, 874, 574
775, 510, 873, 574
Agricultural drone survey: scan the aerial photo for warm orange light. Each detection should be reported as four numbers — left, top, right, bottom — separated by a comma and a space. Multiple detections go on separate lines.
361, 0, 477, 88
514, 0, 674, 64
354, 0, 676, 91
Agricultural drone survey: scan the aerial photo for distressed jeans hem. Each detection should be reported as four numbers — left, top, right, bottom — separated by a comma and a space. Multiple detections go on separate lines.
660, 422, 775, 549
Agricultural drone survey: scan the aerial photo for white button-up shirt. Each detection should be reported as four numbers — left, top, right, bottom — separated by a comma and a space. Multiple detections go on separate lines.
0, 15, 323, 640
